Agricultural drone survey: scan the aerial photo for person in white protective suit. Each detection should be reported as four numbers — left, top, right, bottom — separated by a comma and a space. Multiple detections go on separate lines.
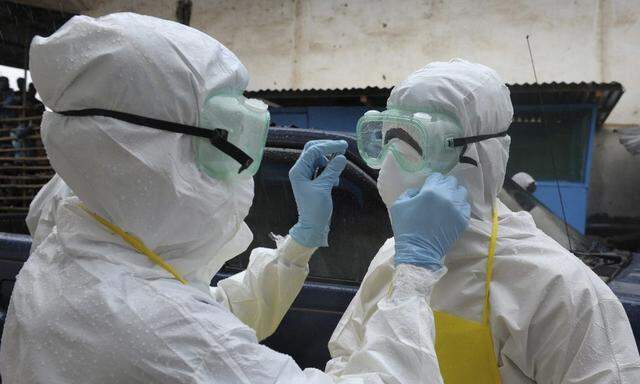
326, 59, 640, 383
0, 13, 469, 383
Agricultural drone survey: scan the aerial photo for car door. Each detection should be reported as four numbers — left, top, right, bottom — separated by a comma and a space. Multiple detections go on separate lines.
216, 146, 392, 369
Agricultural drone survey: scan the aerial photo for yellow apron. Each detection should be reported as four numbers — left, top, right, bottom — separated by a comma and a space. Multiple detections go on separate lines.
80, 205, 188, 285
434, 206, 501, 384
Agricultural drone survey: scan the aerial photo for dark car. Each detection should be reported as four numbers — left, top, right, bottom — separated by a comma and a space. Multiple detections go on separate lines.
1, 127, 639, 371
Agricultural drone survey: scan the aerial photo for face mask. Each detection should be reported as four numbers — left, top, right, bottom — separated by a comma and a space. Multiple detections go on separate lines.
55, 94, 270, 180
357, 108, 508, 173
377, 152, 430, 207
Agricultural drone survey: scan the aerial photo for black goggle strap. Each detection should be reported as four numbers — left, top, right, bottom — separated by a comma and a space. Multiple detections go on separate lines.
446, 130, 509, 167
57, 108, 254, 173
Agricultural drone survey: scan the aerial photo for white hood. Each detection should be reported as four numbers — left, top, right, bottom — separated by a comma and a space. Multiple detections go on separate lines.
387, 59, 513, 220
29, 13, 255, 286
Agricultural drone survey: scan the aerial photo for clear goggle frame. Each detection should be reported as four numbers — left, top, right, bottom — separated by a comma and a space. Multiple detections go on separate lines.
194, 94, 270, 180
356, 108, 464, 173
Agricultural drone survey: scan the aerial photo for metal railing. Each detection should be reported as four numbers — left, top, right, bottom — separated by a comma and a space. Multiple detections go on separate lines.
0, 107, 53, 215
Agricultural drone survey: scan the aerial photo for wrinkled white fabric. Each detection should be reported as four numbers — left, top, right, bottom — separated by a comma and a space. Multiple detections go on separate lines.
1, 13, 448, 384
25, 173, 72, 252
328, 60, 640, 383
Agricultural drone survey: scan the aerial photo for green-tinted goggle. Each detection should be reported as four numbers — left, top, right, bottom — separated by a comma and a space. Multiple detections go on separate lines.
356, 108, 508, 173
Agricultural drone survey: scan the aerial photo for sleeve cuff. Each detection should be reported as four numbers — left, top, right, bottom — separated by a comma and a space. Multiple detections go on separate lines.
276, 234, 317, 267
391, 264, 447, 301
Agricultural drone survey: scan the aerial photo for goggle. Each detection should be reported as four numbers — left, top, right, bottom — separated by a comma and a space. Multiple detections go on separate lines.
56, 94, 270, 180
356, 108, 508, 173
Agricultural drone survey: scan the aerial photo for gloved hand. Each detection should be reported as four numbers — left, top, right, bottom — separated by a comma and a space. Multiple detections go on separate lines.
390, 172, 470, 271
289, 140, 348, 248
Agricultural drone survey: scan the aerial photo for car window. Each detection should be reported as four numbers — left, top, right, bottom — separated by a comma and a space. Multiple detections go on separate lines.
222, 147, 392, 284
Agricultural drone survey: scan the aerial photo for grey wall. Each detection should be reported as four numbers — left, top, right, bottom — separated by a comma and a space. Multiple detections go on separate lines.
588, 125, 640, 218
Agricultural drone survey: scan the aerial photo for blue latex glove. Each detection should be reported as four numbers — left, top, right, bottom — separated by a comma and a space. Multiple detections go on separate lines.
390, 173, 471, 271
289, 140, 348, 248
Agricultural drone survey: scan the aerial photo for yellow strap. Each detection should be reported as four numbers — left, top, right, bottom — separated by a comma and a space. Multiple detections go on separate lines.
482, 204, 499, 325
79, 205, 188, 285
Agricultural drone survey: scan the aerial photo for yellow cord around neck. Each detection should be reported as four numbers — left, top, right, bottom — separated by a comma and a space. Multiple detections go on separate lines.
79, 205, 188, 285
481, 204, 499, 325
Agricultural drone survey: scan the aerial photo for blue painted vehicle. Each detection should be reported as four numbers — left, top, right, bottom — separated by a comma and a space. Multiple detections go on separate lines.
0, 127, 638, 370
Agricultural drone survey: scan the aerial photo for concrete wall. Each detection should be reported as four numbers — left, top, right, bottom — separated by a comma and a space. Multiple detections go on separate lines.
588, 125, 640, 218
83, 0, 640, 125
602, 0, 640, 124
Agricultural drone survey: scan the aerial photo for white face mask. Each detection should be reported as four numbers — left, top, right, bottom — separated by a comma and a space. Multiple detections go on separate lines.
376, 153, 430, 207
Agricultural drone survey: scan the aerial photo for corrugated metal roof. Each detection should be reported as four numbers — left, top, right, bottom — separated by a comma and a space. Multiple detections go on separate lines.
509, 82, 624, 126
246, 82, 624, 127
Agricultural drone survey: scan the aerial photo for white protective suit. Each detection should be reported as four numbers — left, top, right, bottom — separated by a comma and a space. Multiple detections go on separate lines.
326, 60, 640, 383
1, 13, 445, 383
25, 174, 72, 252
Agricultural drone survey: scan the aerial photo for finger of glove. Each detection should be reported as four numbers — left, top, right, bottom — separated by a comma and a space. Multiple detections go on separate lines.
397, 187, 420, 202
451, 186, 471, 224
426, 173, 458, 202
290, 146, 325, 180
291, 140, 348, 180
439, 174, 458, 192
303, 140, 331, 168
389, 188, 420, 220
422, 172, 446, 192
307, 140, 348, 157
315, 154, 347, 187
459, 201, 471, 223
451, 184, 469, 205
304, 139, 339, 151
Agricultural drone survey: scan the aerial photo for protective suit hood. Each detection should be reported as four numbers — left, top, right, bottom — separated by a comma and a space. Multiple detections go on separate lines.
387, 59, 513, 219
29, 13, 254, 287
